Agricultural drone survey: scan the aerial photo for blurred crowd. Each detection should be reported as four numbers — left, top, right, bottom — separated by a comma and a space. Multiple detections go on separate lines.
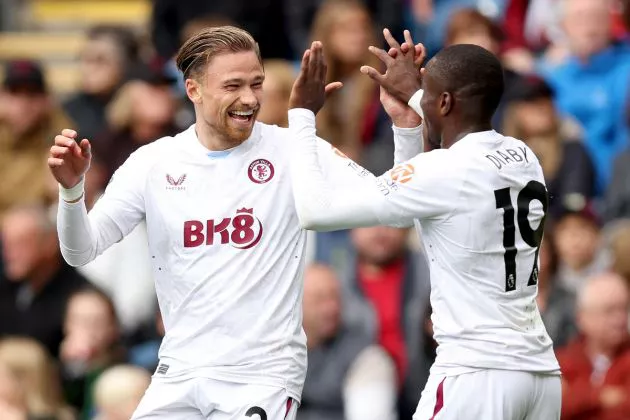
1, 0, 630, 419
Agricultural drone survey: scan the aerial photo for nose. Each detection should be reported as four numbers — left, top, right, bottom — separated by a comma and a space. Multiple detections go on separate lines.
240, 88, 258, 108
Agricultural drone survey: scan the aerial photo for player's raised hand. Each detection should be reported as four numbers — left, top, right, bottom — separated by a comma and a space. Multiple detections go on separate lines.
289, 41, 343, 115
48, 129, 91, 189
378, 30, 426, 127
361, 29, 424, 104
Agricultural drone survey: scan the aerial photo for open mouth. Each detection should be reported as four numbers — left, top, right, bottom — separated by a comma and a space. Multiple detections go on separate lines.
228, 109, 255, 124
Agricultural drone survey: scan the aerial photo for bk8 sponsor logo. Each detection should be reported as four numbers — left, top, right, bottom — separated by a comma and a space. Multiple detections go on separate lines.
184, 208, 263, 249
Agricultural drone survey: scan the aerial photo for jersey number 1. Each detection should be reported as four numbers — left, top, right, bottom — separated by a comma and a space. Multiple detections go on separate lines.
494, 181, 548, 292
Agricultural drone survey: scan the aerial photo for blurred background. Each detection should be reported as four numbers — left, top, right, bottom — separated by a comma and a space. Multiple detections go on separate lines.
0, 0, 630, 419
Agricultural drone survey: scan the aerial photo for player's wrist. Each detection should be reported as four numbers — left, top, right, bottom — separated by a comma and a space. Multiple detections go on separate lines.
391, 113, 422, 129
59, 177, 85, 203
407, 89, 424, 119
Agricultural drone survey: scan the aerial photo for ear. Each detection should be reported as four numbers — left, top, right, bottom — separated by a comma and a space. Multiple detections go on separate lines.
439, 92, 453, 117
185, 78, 203, 104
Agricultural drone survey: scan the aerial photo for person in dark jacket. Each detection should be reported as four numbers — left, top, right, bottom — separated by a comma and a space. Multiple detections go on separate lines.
0, 204, 87, 358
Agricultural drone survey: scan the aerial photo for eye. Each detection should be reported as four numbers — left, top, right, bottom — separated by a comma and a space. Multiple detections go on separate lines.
252, 82, 263, 90
225, 84, 239, 91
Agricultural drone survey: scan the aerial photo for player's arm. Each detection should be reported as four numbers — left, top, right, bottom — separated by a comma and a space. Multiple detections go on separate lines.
290, 108, 454, 231
50, 130, 147, 267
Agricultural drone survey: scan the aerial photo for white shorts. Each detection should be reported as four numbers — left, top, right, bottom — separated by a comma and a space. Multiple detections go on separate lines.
131, 376, 298, 420
413, 370, 561, 420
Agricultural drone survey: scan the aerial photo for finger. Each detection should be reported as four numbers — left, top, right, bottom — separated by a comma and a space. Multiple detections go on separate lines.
300, 48, 311, 73
61, 129, 77, 139
400, 42, 411, 54
360, 66, 386, 85
414, 43, 427, 67
315, 41, 328, 82
309, 41, 321, 79
325, 81, 343, 96
383, 28, 401, 50
420, 67, 427, 77
50, 145, 69, 158
368, 46, 394, 66
48, 157, 65, 167
403, 30, 415, 51
388, 47, 398, 58
79, 139, 91, 158
54, 134, 76, 148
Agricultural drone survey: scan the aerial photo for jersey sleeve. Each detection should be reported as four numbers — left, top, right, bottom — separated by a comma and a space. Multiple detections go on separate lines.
392, 124, 423, 164
289, 108, 458, 231
57, 148, 150, 266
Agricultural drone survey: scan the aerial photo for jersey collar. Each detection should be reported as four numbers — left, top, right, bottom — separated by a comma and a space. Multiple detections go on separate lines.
449, 130, 501, 151
180, 122, 262, 161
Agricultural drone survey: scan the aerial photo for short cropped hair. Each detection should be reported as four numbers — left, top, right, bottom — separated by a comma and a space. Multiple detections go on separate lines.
175, 25, 262, 80
427, 44, 504, 120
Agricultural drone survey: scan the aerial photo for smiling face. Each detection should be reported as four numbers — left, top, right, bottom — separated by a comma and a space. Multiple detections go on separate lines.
186, 51, 264, 145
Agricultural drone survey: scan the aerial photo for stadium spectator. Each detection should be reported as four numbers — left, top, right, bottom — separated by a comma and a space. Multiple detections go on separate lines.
0, 361, 29, 420
557, 272, 630, 419
60, 287, 124, 419
98, 69, 178, 179
442, 8, 528, 131
553, 203, 610, 293
502, 76, 595, 215
501, 0, 566, 73
406, 0, 507, 58
62, 26, 140, 143
0, 204, 87, 358
257, 59, 297, 128
503, 0, 630, 73
606, 219, 630, 285
316, 226, 431, 419
603, 148, 630, 222
0, 60, 74, 219
93, 365, 150, 420
0, 337, 75, 420
309, 0, 381, 161
299, 264, 397, 420
538, 0, 630, 194
536, 231, 578, 348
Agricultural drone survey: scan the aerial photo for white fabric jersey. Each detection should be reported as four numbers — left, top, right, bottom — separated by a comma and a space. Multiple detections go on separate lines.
57, 121, 421, 401
289, 108, 561, 376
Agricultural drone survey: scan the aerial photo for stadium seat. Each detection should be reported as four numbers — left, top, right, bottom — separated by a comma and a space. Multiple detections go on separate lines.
0, 32, 84, 60
26, 0, 150, 29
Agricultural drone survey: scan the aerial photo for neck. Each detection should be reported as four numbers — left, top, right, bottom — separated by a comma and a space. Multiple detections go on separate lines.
194, 117, 244, 151
441, 120, 493, 149
360, 262, 385, 278
27, 256, 61, 293
586, 340, 618, 360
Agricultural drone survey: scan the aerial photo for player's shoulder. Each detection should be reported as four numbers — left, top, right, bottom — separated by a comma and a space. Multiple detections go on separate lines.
257, 121, 291, 142
408, 148, 468, 178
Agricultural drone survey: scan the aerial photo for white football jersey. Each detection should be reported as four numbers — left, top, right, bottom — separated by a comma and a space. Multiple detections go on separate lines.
289, 109, 561, 376
57, 121, 421, 401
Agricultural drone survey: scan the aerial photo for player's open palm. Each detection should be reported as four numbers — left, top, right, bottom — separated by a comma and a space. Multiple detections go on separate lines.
48, 129, 91, 189
289, 41, 343, 115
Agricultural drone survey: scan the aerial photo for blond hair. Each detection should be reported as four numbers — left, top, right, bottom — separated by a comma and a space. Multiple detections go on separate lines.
94, 365, 150, 414
0, 337, 74, 420
175, 25, 262, 80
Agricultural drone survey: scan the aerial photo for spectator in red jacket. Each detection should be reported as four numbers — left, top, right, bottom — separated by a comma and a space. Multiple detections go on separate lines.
557, 272, 630, 420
